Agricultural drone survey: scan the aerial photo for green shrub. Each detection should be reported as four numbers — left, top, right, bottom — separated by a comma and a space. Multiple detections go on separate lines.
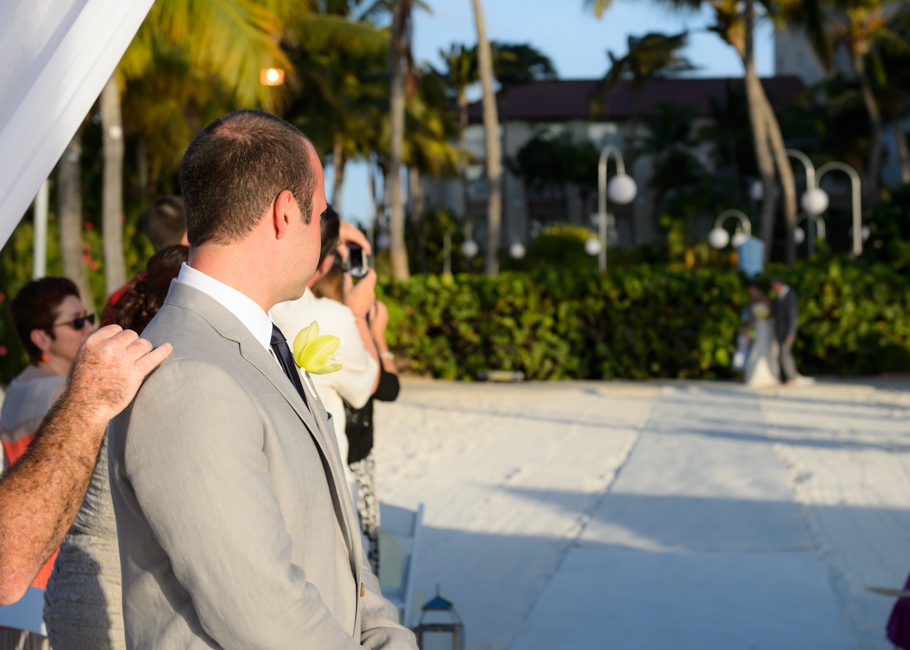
380, 260, 910, 380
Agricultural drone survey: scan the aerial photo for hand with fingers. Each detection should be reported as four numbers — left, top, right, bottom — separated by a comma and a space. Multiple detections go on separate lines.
343, 269, 377, 320
336, 220, 371, 262
67, 325, 173, 422
369, 301, 389, 341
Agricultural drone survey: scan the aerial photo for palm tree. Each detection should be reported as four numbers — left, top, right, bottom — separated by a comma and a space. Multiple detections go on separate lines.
472, 0, 502, 275
491, 42, 557, 245
388, 0, 414, 279
438, 43, 478, 244
588, 0, 799, 263
101, 75, 127, 296
404, 65, 462, 273
101, 0, 292, 290
56, 133, 93, 311
827, 0, 894, 202
592, 31, 695, 162
283, 5, 390, 215
875, 15, 910, 184
591, 31, 694, 243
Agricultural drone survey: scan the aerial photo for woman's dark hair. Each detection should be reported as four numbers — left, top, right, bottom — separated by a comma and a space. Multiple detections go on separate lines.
116, 245, 189, 334
141, 195, 185, 251
320, 205, 341, 267
9, 277, 80, 363
310, 264, 345, 303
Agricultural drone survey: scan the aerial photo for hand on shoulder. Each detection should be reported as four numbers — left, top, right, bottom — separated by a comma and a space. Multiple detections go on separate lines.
67, 326, 172, 423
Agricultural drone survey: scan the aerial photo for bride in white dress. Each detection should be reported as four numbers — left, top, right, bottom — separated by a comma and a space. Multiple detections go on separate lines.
744, 285, 778, 387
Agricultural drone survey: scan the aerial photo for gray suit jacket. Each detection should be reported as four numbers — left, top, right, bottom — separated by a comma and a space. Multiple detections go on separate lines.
108, 281, 416, 649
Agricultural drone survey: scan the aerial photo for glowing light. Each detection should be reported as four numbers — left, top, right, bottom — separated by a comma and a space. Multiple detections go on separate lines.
260, 68, 285, 86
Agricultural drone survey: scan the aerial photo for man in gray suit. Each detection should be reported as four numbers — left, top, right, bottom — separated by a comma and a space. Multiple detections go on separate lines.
108, 110, 416, 649
771, 277, 799, 384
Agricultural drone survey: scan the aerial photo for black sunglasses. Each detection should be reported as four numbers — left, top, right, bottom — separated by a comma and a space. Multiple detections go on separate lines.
48, 313, 96, 332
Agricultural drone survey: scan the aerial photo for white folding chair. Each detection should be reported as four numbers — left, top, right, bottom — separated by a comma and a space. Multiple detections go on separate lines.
378, 502, 424, 628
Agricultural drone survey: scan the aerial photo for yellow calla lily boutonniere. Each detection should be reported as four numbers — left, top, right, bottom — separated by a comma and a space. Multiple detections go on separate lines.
293, 321, 342, 375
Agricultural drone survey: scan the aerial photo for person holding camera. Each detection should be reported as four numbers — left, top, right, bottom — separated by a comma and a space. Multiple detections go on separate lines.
271, 206, 380, 484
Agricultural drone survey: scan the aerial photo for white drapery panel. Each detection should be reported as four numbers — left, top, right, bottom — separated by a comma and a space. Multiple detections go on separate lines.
0, 0, 154, 250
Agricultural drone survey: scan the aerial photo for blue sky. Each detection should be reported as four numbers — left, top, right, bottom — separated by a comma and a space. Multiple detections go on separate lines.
329, 0, 776, 226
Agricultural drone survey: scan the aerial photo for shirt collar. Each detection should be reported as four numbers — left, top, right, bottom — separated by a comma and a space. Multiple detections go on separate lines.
175, 263, 274, 351
778, 285, 790, 298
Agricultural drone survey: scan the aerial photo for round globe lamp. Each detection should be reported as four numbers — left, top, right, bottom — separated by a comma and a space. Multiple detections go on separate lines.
801, 188, 829, 215
793, 227, 806, 245
509, 242, 526, 259
731, 230, 750, 248
607, 174, 638, 205
708, 227, 730, 249
584, 237, 602, 256
461, 240, 479, 259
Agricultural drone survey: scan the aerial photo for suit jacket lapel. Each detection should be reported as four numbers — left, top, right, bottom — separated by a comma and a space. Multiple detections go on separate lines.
163, 282, 358, 564
300, 374, 364, 588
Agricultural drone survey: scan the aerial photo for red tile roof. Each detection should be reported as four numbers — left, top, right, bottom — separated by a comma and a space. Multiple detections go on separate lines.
467, 76, 806, 122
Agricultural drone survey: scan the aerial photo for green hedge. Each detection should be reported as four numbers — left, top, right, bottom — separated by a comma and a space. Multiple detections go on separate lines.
379, 260, 910, 380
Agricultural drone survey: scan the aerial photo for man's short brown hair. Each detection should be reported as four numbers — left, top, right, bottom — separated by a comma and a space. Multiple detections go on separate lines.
179, 110, 316, 247
141, 195, 185, 251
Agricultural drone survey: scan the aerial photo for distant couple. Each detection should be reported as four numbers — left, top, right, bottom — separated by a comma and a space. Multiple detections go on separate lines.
108, 110, 417, 648
743, 278, 803, 388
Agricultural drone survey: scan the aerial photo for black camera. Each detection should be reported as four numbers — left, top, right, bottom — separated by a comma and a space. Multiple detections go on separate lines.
347, 245, 368, 279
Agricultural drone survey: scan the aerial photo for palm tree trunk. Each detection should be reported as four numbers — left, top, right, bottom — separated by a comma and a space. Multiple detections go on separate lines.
388, 0, 410, 280
57, 133, 93, 312
137, 136, 148, 201
332, 139, 346, 215
409, 166, 427, 273
854, 50, 883, 201
892, 115, 910, 185
458, 90, 472, 228
472, 0, 502, 276
742, 1, 777, 263
101, 74, 126, 295
761, 91, 797, 265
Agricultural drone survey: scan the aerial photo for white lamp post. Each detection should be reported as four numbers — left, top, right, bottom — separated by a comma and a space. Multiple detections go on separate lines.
597, 144, 637, 273
508, 241, 526, 260
816, 161, 863, 257
786, 149, 828, 257
461, 239, 479, 260
708, 209, 752, 249
794, 213, 826, 249
584, 236, 602, 257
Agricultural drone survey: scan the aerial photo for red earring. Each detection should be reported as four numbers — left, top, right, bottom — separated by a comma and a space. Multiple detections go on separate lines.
40, 354, 49, 363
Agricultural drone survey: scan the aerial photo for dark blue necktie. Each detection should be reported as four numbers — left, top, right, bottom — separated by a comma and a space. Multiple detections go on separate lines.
270, 324, 307, 406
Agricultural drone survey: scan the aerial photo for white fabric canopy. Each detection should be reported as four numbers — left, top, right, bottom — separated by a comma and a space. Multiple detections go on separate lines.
0, 0, 154, 250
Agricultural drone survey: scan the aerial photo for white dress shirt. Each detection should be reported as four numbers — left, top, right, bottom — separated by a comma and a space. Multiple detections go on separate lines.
272, 289, 378, 478
176, 263, 275, 351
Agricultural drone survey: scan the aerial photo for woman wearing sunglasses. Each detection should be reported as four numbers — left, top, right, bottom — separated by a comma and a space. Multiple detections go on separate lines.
0, 277, 94, 650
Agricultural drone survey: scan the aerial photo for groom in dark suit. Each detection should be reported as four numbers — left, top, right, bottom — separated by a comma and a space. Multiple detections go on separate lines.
771, 277, 799, 384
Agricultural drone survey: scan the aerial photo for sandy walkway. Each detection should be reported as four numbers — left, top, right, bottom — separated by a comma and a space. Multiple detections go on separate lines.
374, 379, 910, 650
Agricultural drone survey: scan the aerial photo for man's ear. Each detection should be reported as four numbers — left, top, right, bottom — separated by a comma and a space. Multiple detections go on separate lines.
30, 328, 52, 353
272, 190, 296, 240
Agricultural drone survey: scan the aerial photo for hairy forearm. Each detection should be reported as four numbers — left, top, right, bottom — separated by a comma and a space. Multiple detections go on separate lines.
0, 389, 107, 604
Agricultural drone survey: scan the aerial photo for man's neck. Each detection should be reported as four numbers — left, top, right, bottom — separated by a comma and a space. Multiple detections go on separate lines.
189, 247, 276, 313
